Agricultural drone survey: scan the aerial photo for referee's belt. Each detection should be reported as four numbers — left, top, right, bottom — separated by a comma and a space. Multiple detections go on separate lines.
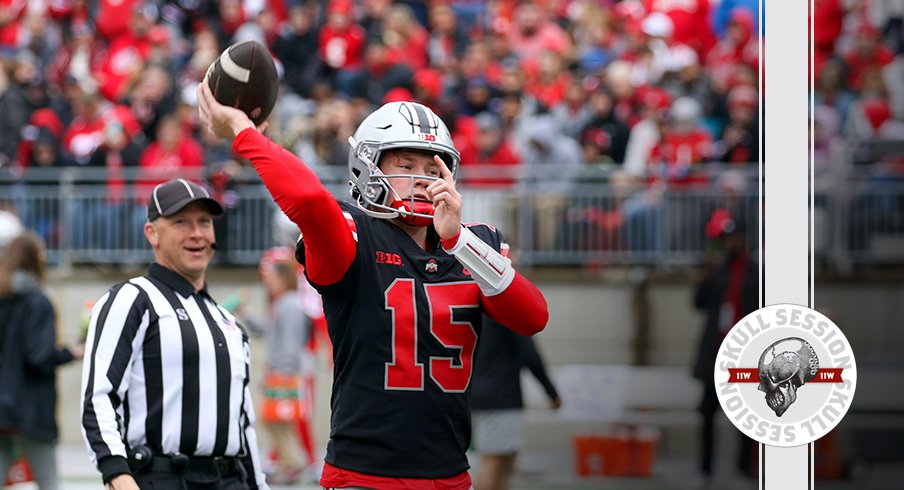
136, 454, 241, 478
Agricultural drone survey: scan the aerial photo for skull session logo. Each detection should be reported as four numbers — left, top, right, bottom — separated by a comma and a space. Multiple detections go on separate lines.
714, 304, 857, 447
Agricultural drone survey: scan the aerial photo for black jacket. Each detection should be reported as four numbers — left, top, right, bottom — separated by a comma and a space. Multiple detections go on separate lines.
0, 272, 74, 441
692, 254, 759, 382
472, 317, 558, 411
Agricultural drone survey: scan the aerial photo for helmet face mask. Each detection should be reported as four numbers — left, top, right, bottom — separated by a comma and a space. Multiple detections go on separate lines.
348, 102, 460, 225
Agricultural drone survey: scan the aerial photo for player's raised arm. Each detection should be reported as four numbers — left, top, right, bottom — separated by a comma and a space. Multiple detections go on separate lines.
425, 156, 549, 335
197, 83, 355, 286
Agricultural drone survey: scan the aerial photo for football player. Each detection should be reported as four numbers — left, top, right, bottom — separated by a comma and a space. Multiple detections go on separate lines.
199, 86, 549, 490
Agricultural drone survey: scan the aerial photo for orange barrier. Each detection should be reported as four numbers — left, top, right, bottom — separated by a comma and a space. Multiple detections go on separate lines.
573, 425, 660, 477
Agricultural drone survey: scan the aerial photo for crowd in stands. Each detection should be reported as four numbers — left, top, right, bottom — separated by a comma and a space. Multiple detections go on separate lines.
0, 0, 902, 260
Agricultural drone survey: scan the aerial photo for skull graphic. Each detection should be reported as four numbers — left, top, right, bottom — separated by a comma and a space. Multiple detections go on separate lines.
757, 337, 819, 417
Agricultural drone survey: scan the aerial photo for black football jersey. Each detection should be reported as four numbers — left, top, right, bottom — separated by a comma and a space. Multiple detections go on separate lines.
297, 201, 507, 478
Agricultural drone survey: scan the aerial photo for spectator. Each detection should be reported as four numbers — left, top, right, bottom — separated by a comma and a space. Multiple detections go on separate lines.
459, 76, 497, 116
126, 63, 176, 142
215, 0, 246, 44
0, 56, 28, 168
507, 2, 572, 60
0, 0, 26, 51
95, 1, 158, 102
649, 96, 713, 184
518, 115, 584, 250
318, 0, 366, 97
705, 8, 759, 94
427, 2, 469, 73
814, 57, 857, 127
848, 96, 904, 141
712, 85, 759, 164
633, 12, 678, 85
623, 86, 671, 177
45, 21, 102, 98
569, 1, 613, 74
347, 38, 414, 105
381, 3, 429, 70
712, 0, 760, 39
485, 23, 519, 70
578, 87, 631, 165
359, 0, 390, 42
524, 49, 572, 110
273, 3, 324, 99
463, 111, 521, 188
549, 76, 593, 140
843, 22, 895, 93
813, 0, 844, 77
603, 59, 641, 126
137, 114, 204, 192
693, 215, 757, 484
0, 231, 85, 490
65, 96, 145, 251
252, 258, 312, 484
459, 39, 504, 87
295, 97, 356, 169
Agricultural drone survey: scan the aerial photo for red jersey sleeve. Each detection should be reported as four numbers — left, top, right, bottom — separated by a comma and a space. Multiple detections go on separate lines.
233, 128, 356, 286
480, 272, 549, 336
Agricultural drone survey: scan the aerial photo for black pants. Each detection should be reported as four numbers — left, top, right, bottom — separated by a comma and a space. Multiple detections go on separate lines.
132, 460, 250, 490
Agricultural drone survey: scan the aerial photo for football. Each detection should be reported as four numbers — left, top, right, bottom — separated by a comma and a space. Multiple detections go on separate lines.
205, 40, 279, 126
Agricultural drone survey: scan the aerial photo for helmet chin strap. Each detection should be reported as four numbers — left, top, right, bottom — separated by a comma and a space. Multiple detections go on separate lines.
391, 199, 434, 227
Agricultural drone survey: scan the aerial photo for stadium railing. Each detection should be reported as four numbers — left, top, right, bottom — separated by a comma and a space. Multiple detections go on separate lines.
0, 164, 900, 268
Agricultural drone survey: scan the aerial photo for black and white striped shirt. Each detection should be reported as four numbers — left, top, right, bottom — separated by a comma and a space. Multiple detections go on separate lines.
80, 263, 268, 487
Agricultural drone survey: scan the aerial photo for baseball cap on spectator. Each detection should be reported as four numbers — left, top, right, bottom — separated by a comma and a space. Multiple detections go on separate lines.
705, 208, 745, 239
0, 211, 23, 250
613, 0, 645, 23
327, 0, 353, 15
414, 69, 443, 101
669, 96, 701, 122
475, 112, 501, 131
862, 98, 891, 131
147, 179, 225, 221
728, 85, 757, 109
670, 45, 699, 71
639, 86, 672, 111
642, 12, 673, 39
30, 108, 64, 140
383, 87, 414, 104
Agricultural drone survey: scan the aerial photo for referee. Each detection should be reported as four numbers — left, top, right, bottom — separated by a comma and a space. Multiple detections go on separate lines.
80, 179, 270, 490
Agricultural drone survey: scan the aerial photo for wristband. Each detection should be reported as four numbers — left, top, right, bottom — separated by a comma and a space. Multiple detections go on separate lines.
443, 226, 514, 296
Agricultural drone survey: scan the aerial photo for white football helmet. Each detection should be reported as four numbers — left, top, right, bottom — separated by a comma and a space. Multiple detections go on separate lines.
348, 101, 460, 226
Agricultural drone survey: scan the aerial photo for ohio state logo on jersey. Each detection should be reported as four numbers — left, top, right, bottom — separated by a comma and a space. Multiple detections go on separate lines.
425, 259, 438, 273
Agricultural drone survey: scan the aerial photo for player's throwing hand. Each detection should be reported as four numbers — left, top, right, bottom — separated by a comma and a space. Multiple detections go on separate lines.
197, 83, 259, 140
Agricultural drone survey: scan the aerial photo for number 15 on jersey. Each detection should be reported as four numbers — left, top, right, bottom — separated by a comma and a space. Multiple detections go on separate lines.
384, 279, 480, 393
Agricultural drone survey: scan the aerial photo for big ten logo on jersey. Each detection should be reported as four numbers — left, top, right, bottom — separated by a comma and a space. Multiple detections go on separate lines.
376, 251, 403, 266
418, 133, 436, 142
715, 304, 857, 447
